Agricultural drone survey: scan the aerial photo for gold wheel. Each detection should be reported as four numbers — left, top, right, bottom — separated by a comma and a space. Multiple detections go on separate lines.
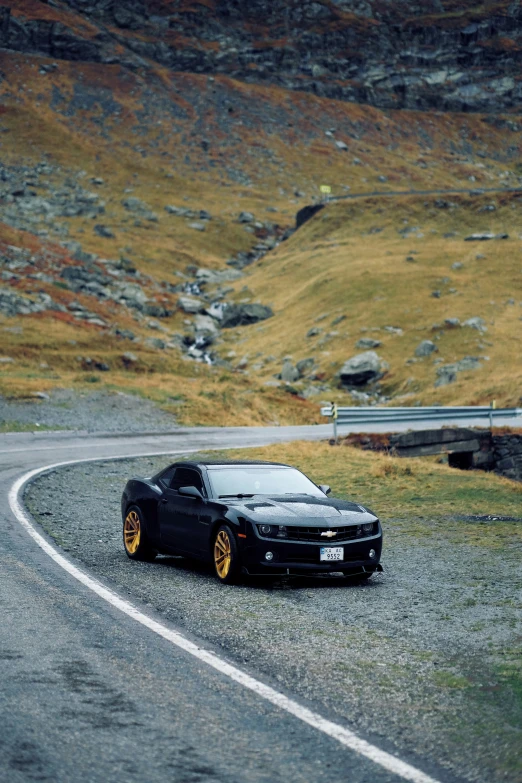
214, 529, 232, 579
124, 510, 141, 555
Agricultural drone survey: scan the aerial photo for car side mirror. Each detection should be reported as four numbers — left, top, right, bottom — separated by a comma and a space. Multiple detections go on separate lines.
178, 485, 204, 500
318, 484, 331, 495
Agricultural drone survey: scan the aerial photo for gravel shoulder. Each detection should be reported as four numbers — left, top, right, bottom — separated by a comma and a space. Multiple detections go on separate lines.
25, 455, 522, 783
0, 389, 177, 433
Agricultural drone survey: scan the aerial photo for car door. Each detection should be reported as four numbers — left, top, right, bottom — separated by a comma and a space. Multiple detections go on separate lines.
158, 467, 207, 556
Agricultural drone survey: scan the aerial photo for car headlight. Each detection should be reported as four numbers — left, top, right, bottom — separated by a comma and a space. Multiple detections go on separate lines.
362, 522, 374, 534
258, 524, 273, 536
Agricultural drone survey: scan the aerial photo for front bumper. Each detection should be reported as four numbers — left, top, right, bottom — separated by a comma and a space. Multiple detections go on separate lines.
240, 532, 382, 576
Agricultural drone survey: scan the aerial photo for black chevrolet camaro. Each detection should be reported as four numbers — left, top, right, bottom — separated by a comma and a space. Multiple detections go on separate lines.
121, 460, 383, 584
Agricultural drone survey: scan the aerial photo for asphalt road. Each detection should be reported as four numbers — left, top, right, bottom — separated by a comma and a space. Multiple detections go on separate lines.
1, 424, 518, 783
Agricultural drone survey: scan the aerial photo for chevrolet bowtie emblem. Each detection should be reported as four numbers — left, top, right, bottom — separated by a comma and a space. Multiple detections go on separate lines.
321, 530, 337, 538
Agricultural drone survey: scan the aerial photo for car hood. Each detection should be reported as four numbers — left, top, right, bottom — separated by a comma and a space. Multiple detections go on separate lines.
227, 495, 377, 526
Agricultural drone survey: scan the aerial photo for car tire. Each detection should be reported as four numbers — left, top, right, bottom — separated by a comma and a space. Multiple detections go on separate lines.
123, 506, 157, 562
213, 524, 241, 585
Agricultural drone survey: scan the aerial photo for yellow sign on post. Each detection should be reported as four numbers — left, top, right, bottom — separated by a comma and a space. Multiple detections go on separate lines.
320, 185, 332, 194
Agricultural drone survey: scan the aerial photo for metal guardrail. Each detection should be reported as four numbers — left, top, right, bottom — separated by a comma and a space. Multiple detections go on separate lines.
320, 404, 522, 438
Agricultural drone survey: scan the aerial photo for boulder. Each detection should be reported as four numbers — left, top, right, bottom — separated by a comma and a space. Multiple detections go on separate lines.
238, 212, 254, 223
177, 296, 204, 314
339, 351, 388, 387
296, 357, 315, 377
435, 356, 482, 387
356, 337, 381, 349
463, 316, 487, 333
194, 314, 219, 335
220, 303, 273, 328
94, 224, 115, 238
415, 340, 438, 357
281, 360, 300, 383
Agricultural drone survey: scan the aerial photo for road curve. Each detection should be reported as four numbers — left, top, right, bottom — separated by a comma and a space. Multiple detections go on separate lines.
1, 425, 467, 783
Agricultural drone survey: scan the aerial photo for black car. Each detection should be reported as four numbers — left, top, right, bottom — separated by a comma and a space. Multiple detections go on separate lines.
121, 460, 383, 584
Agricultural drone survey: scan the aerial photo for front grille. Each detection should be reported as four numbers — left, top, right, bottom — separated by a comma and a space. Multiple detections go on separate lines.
286, 523, 375, 543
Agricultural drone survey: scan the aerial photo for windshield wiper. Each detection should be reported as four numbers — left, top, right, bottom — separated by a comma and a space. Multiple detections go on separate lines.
218, 493, 255, 499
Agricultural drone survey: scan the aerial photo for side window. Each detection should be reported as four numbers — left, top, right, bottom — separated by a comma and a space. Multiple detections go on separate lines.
170, 467, 205, 495
158, 466, 176, 488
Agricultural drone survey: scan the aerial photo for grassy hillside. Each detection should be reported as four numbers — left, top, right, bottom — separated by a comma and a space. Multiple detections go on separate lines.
235, 192, 522, 407
0, 49, 521, 423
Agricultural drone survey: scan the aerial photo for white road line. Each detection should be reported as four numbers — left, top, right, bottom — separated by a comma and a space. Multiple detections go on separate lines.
9, 453, 442, 783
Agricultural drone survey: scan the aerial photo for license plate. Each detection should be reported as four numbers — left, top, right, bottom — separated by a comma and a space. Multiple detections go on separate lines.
320, 547, 344, 562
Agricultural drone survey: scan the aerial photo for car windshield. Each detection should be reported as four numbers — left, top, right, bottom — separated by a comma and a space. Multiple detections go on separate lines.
207, 466, 325, 498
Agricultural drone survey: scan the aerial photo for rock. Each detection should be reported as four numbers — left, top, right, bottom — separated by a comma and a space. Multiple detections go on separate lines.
122, 352, 138, 365
415, 340, 438, 357
199, 210, 212, 220
238, 212, 254, 223
451, 262, 463, 270
306, 327, 322, 338
434, 367, 457, 387
146, 338, 166, 350
220, 303, 273, 328
464, 232, 509, 241
122, 196, 147, 212
206, 301, 226, 320
113, 328, 136, 341
339, 351, 388, 387
165, 205, 195, 217
444, 318, 460, 328
94, 224, 114, 238
188, 222, 206, 231
384, 326, 403, 335
281, 360, 300, 383
356, 337, 381, 349
0, 356, 15, 363
335, 140, 348, 151
194, 314, 219, 335
454, 356, 482, 372
296, 357, 315, 377
463, 317, 487, 333
177, 297, 204, 314
0, 287, 51, 316
435, 356, 482, 387
143, 303, 169, 318
121, 197, 158, 222
195, 268, 243, 283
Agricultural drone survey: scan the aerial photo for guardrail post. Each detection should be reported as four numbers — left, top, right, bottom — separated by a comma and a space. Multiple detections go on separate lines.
489, 400, 496, 430
332, 403, 338, 441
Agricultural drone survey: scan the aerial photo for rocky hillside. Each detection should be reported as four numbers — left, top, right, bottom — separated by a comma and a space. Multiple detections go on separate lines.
1, 0, 522, 112
0, 2, 521, 425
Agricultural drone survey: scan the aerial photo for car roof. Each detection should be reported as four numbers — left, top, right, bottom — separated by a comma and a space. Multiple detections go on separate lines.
171, 460, 293, 469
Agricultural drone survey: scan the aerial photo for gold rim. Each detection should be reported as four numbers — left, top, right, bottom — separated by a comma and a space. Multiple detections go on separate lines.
124, 510, 141, 555
214, 530, 232, 579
